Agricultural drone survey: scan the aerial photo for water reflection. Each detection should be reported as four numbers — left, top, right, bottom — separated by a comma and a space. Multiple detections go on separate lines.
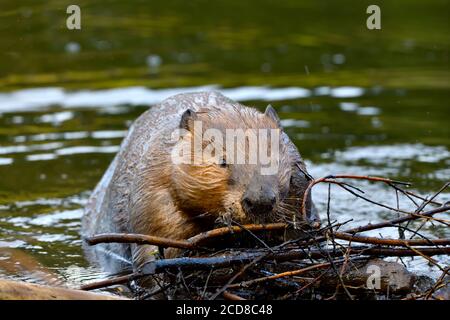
0, 85, 448, 286
0, 85, 317, 111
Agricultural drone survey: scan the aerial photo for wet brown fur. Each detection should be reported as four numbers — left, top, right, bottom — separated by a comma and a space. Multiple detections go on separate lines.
82, 92, 314, 275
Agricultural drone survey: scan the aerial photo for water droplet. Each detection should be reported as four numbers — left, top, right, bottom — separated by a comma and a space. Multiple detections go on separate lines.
65, 42, 81, 54
332, 53, 346, 65
146, 54, 162, 68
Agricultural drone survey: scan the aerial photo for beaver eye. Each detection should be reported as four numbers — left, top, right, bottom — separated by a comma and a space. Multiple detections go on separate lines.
219, 158, 227, 168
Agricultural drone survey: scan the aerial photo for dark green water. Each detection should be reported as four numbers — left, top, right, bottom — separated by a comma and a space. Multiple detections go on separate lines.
0, 1, 448, 288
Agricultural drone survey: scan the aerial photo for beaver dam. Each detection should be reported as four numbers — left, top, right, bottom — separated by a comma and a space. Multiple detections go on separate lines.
79, 175, 450, 300
3, 174, 447, 300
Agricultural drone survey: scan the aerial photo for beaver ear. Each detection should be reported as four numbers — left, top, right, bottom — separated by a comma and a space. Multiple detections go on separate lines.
180, 108, 197, 131
265, 104, 281, 127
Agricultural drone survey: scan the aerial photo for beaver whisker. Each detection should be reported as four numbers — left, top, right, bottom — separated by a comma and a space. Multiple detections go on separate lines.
279, 200, 298, 207
187, 211, 214, 221
275, 209, 296, 219
277, 202, 299, 213
274, 201, 304, 228
276, 205, 294, 212
274, 208, 296, 219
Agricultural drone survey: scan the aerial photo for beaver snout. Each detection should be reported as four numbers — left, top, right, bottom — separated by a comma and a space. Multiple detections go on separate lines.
241, 188, 277, 216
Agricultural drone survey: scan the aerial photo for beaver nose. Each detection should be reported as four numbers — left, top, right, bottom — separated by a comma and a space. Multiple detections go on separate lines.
242, 190, 276, 215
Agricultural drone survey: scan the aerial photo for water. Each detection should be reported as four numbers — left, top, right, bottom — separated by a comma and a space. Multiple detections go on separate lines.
0, 0, 448, 289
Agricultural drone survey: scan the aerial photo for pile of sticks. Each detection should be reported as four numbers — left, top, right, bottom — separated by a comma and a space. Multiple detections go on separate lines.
81, 175, 450, 300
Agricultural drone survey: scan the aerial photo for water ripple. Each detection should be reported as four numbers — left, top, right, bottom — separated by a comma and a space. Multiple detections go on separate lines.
0, 85, 366, 112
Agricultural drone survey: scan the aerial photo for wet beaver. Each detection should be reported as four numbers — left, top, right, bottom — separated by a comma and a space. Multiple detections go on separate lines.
82, 92, 319, 275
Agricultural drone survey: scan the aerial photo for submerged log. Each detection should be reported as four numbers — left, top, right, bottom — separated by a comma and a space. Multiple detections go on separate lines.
0, 279, 127, 300
0, 248, 62, 286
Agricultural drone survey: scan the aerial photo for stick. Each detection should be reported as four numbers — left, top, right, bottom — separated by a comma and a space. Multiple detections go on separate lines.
84, 223, 287, 250
332, 232, 450, 247
139, 246, 450, 275
344, 205, 450, 235
188, 223, 287, 247
222, 291, 246, 300
84, 233, 194, 249
295, 205, 449, 248
301, 174, 411, 219
227, 262, 330, 289
80, 274, 135, 290
80, 245, 450, 291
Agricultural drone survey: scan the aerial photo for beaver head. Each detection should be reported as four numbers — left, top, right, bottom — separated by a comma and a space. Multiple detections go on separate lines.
170, 104, 319, 228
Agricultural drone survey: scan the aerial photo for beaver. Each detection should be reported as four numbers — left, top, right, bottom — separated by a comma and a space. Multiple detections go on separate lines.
81, 91, 319, 275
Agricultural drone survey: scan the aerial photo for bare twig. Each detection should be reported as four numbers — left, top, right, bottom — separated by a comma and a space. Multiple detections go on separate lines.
333, 232, 450, 247
80, 274, 135, 290
223, 291, 246, 300
188, 223, 287, 247
85, 233, 194, 249
227, 262, 330, 289
85, 223, 287, 250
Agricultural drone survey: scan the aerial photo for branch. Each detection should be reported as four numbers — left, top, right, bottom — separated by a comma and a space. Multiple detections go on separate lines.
80, 246, 450, 291
301, 174, 411, 219
343, 205, 450, 235
84, 233, 194, 249
332, 232, 450, 247
84, 223, 287, 250
139, 246, 450, 275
